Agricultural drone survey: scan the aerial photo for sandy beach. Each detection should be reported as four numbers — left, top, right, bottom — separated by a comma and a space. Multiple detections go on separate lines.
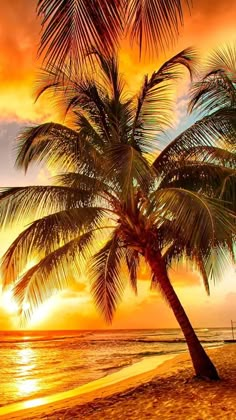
1, 344, 236, 419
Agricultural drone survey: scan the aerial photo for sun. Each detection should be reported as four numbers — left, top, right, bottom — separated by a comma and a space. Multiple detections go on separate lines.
0, 289, 31, 313
0, 288, 53, 326
1, 289, 18, 314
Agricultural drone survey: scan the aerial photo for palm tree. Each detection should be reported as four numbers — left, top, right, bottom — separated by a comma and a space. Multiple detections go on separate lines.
36, 0, 191, 71
1, 50, 236, 380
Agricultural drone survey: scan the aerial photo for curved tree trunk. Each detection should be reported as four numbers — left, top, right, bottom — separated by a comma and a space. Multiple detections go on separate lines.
146, 248, 219, 380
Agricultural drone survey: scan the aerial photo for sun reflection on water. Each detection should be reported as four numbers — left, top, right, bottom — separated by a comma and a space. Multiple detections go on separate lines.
18, 378, 39, 395
16, 346, 40, 397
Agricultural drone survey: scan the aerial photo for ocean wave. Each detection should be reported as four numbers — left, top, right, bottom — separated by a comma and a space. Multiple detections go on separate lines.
134, 350, 169, 357
0, 336, 223, 346
0, 332, 94, 345
133, 338, 222, 344
100, 361, 132, 373
196, 328, 209, 332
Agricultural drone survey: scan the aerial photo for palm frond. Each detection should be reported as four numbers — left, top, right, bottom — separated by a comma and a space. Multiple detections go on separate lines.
153, 109, 236, 174
15, 122, 100, 173
35, 66, 114, 143
2, 207, 104, 287
157, 47, 197, 79
37, 0, 192, 73
89, 50, 125, 100
34, 65, 62, 102
166, 247, 212, 296
189, 71, 236, 115
75, 113, 105, 149
219, 173, 236, 212
163, 237, 233, 296
151, 188, 235, 250
105, 143, 154, 197
182, 146, 236, 168
189, 44, 236, 115
62, 76, 131, 146
204, 246, 233, 286
37, 0, 123, 72
12, 230, 95, 322
125, 0, 190, 56
193, 251, 210, 295
64, 79, 111, 141
102, 97, 134, 145
125, 248, 140, 294
54, 173, 120, 203
132, 48, 197, 151
206, 44, 236, 75
159, 162, 236, 198
90, 233, 125, 323
0, 186, 91, 227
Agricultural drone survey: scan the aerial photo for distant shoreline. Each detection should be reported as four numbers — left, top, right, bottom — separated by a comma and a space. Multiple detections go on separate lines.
0, 327, 231, 332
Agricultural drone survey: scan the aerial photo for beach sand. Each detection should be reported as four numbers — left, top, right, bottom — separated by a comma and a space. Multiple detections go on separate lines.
2, 344, 236, 419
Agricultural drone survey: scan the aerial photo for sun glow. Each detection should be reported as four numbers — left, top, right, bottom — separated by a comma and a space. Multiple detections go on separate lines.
0, 289, 55, 326
1, 290, 32, 314
0, 259, 39, 313
1, 290, 18, 313
30, 300, 54, 326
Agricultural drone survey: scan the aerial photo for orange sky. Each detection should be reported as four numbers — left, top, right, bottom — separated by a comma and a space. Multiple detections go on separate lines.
0, 0, 236, 330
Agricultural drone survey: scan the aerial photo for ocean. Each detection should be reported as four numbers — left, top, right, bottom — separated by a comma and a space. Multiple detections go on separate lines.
0, 328, 232, 407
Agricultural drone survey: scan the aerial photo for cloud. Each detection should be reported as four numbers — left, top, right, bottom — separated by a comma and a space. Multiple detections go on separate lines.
0, 1, 39, 84
0, 121, 40, 186
0, 1, 60, 122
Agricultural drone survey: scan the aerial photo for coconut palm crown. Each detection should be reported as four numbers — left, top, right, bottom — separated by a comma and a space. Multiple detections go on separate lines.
0, 50, 236, 380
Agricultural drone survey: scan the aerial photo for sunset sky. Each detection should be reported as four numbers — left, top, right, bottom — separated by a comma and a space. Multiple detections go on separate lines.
0, 0, 236, 330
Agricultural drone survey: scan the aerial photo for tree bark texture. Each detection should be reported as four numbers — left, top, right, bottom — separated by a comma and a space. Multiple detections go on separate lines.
147, 248, 219, 380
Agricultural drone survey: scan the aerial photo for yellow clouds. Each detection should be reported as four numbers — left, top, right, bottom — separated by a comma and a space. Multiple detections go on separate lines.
176, 0, 236, 53
0, 1, 59, 122
0, 2, 38, 83
0, 1, 38, 120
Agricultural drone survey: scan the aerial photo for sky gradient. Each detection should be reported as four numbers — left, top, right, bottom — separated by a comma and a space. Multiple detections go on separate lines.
0, 0, 236, 330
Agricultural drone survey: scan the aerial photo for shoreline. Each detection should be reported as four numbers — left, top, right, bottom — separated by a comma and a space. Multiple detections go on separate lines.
2, 345, 236, 419
0, 352, 180, 419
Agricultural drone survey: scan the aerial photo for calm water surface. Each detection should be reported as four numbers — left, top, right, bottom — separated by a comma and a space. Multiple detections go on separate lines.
0, 328, 231, 407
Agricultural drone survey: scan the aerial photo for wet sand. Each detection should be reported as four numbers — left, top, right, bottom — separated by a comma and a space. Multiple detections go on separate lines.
2, 345, 236, 419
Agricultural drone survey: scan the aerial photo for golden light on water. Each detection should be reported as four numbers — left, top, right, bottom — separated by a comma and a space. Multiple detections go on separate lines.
19, 348, 35, 372
18, 378, 39, 396
17, 347, 39, 397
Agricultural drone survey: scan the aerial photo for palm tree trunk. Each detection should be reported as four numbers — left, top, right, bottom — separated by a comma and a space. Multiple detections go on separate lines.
146, 248, 219, 380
